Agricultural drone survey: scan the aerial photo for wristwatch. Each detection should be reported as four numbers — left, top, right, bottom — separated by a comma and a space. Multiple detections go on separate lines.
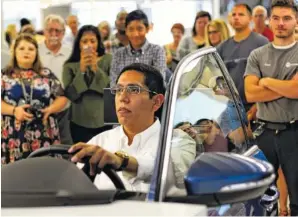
115, 151, 129, 171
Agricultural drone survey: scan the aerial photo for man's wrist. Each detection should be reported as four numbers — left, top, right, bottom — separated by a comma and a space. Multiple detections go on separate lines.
115, 151, 129, 171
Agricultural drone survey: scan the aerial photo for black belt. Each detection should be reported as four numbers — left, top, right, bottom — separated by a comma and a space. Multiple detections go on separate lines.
258, 119, 298, 131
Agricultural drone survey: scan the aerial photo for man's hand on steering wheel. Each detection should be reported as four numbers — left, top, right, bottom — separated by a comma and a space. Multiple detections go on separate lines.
68, 143, 123, 176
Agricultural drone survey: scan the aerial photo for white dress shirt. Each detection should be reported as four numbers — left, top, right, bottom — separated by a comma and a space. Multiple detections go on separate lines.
38, 42, 72, 85
85, 119, 161, 192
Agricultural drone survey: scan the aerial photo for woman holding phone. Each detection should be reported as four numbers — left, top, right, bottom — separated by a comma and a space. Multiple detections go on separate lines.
63, 25, 112, 143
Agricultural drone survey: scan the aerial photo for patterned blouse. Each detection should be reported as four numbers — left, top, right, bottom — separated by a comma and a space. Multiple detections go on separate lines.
1, 68, 64, 164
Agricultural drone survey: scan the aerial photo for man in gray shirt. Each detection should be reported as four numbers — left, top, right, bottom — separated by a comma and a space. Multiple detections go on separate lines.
217, 3, 268, 113
244, 0, 298, 215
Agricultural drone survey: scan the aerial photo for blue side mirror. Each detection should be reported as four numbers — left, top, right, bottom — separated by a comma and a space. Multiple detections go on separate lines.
166, 152, 275, 206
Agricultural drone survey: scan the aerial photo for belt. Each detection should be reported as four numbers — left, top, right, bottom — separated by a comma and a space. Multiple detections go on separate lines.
258, 119, 298, 131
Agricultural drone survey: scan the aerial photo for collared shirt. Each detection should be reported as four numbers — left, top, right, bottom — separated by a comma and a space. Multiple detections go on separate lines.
85, 119, 160, 192
38, 42, 72, 86
110, 39, 167, 86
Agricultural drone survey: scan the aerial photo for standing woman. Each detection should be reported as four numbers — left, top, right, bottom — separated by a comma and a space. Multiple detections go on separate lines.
164, 23, 185, 72
1, 34, 68, 164
177, 11, 211, 60
204, 19, 230, 47
63, 25, 111, 143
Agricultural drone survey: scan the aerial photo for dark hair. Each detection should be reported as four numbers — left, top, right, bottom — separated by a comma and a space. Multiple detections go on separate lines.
233, 3, 253, 15
116, 63, 165, 98
125, 10, 149, 28
65, 25, 105, 64
271, 0, 298, 14
20, 18, 31, 27
192, 11, 212, 36
116, 63, 165, 119
195, 118, 210, 126
171, 23, 185, 34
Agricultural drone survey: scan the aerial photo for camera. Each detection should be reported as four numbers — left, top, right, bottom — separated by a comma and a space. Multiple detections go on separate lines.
27, 103, 43, 119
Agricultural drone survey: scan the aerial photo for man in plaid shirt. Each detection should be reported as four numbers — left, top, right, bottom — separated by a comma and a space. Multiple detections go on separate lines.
110, 10, 167, 86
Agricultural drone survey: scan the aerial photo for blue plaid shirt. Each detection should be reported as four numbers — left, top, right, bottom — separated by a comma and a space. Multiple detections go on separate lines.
110, 40, 167, 86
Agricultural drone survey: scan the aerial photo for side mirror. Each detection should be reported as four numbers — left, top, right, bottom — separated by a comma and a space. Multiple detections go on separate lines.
166, 152, 275, 206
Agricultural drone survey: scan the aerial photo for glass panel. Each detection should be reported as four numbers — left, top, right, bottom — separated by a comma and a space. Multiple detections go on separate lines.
167, 53, 250, 191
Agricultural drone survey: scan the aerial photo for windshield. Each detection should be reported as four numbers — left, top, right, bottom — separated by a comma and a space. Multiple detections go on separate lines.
165, 53, 252, 194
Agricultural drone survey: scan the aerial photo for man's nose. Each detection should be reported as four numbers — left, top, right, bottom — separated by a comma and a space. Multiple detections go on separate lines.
118, 90, 130, 102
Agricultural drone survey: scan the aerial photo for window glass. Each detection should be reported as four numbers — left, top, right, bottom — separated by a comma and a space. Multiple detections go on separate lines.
167, 53, 251, 192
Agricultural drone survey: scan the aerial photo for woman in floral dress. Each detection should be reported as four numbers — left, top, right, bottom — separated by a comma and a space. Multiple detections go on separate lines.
1, 33, 68, 164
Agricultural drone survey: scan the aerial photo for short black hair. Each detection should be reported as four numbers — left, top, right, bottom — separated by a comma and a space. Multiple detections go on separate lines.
65, 25, 105, 64
233, 3, 252, 15
116, 63, 165, 119
116, 63, 165, 98
195, 118, 210, 126
192, 11, 212, 36
125, 10, 149, 28
20, 18, 31, 27
271, 0, 298, 14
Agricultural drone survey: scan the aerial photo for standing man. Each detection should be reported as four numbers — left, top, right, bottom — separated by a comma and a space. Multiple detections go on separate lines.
108, 10, 129, 54
39, 14, 73, 145
216, 3, 269, 115
252, 5, 274, 41
110, 10, 167, 87
245, 0, 298, 215
63, 15, 79, 46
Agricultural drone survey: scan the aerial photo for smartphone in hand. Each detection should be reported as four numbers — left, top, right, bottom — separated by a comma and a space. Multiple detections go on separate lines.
83, 45, 93, 55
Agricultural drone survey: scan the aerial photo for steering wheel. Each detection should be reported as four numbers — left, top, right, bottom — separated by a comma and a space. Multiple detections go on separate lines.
27, 145, 126, 190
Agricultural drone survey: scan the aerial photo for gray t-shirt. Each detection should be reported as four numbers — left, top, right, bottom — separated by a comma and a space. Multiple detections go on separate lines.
217, 32, 269, 110
244, 42, 298, 122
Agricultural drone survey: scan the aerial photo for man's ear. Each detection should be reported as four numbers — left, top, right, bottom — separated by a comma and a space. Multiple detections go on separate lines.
152, 94, 165, 111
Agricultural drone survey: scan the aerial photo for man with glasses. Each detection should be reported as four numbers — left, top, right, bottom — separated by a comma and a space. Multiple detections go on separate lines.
68, 63, 165, 192
39, 14, 73, 145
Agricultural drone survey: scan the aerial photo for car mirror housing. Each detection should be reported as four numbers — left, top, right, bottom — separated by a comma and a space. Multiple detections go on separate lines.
165, 152, 275, 206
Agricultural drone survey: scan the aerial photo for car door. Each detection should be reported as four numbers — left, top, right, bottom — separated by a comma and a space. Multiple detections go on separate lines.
148, 47, 264, 215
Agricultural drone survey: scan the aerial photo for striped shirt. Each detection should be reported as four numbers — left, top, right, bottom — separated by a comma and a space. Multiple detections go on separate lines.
110, 39, 167, 86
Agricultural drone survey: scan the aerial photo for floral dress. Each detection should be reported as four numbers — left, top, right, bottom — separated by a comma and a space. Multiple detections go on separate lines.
1, 68, 64, 164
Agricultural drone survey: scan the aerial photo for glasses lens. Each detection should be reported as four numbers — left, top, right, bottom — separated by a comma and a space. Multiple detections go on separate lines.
127, 86, 140, 94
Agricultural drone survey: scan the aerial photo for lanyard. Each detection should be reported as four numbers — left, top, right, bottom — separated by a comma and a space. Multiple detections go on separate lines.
19, 76, 34, 104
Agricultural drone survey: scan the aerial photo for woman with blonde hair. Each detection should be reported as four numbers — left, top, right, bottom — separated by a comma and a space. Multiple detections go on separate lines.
5, 24, 18, 47
1, 33, 68, 164
204, 19, 230, 47
98, 21, 112, 53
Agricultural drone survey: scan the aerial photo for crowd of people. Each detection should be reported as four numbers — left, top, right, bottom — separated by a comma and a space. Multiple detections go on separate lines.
1, 0, 298, 215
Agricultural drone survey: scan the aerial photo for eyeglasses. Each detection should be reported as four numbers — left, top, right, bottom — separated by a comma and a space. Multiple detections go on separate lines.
109, 85, 158, 95
208, 30, 219, 35
46, 28, 64, 34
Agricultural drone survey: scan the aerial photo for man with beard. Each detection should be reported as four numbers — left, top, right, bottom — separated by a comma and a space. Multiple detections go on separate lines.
245, 0, 298, 214
39, 14, 72, 145
109, 10, 129, 54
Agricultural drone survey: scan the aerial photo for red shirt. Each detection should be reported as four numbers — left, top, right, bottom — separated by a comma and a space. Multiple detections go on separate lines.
253, 26, 274, 42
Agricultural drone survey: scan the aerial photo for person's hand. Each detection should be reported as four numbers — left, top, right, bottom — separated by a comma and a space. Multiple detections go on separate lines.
68, 143, 122, 176
258, 78, 270, 87
14, 104, 33, 122
41, 106, 53, 126
90, 51, 98, 73
292, 72, 298, 80
247, 104, 257, 121
80, 49, 98, 73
